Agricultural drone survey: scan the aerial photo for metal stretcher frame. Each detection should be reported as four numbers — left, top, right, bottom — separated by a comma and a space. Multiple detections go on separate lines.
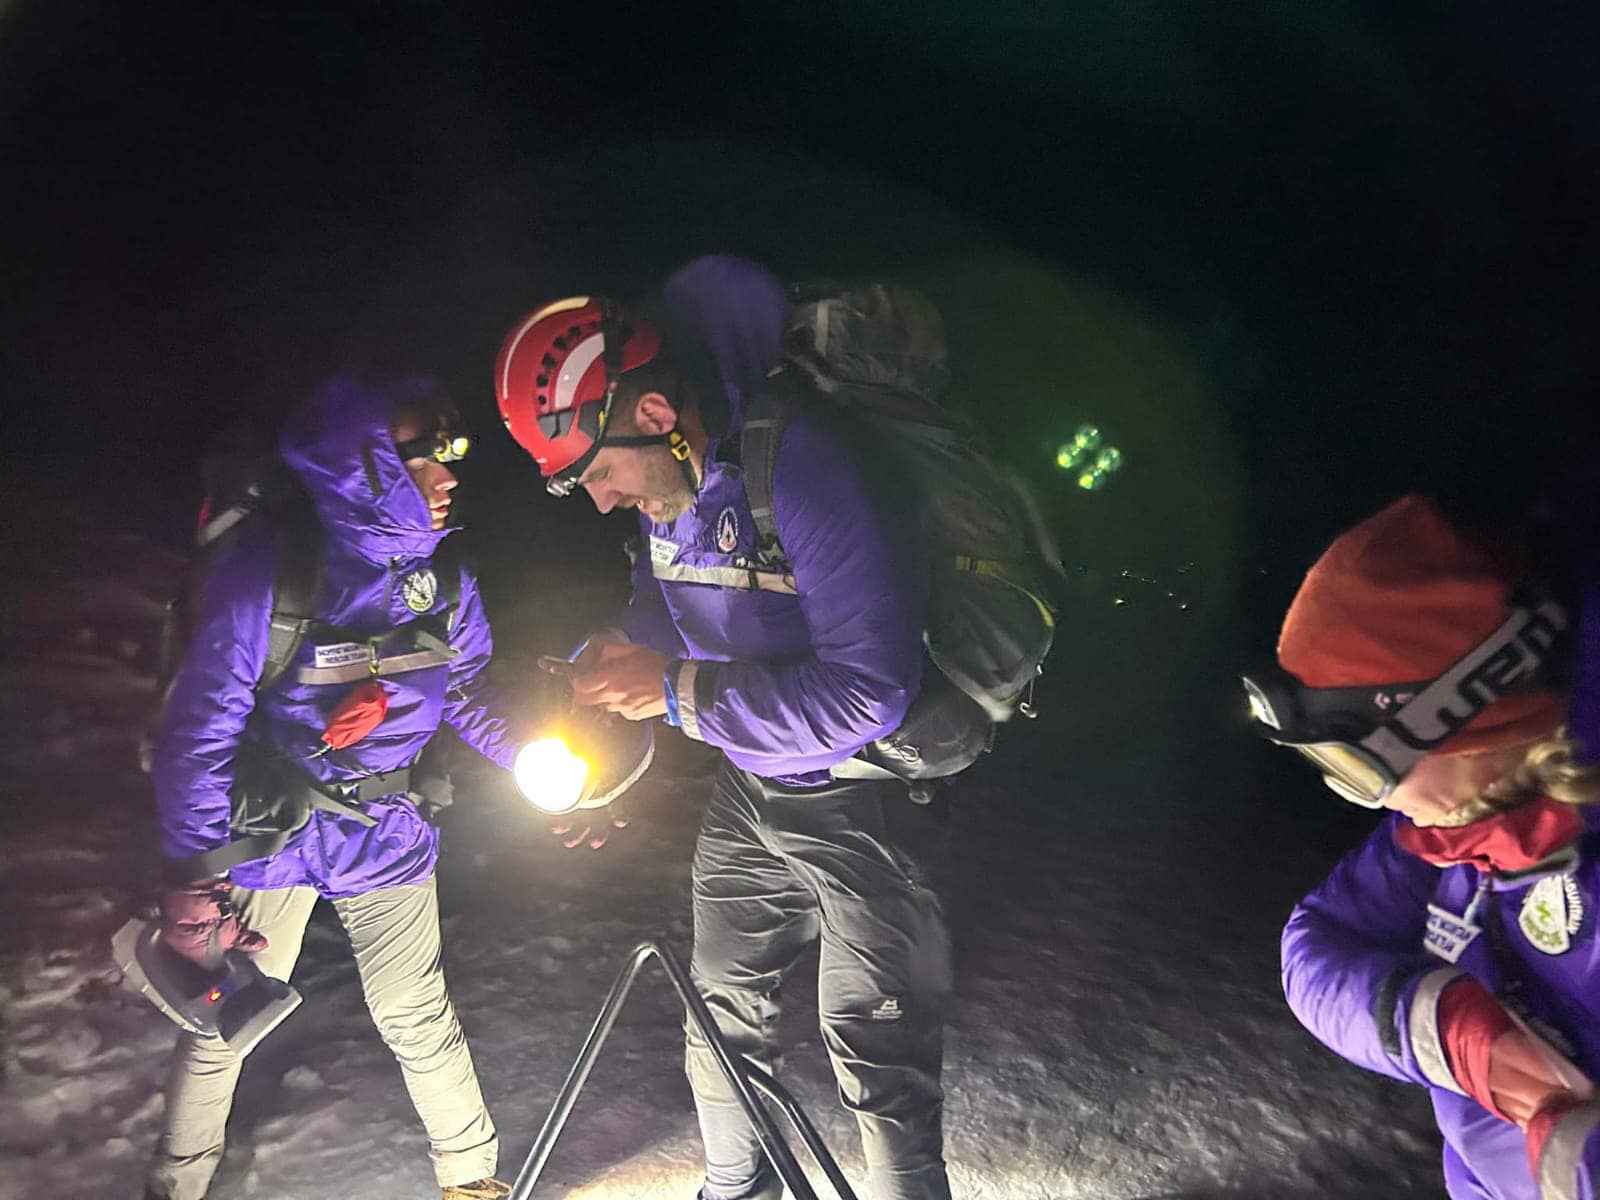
508, 939, 859, 1200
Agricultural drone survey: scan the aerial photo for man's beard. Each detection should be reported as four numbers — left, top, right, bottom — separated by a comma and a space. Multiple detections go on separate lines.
636, 446, 696, 523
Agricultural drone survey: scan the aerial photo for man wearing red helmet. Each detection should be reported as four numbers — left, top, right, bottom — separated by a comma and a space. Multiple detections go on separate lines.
497, 256, 953, 1200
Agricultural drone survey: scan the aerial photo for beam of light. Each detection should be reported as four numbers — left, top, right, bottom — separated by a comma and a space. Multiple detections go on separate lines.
513, 737, 591, 814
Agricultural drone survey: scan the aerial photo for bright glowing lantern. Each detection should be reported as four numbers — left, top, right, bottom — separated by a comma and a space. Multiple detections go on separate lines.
513, 738, 592, 814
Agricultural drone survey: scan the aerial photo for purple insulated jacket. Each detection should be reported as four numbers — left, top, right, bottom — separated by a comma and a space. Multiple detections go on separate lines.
151, 376, 520, 898
613, 256, 928, 784
1282, 809, 1600, 1199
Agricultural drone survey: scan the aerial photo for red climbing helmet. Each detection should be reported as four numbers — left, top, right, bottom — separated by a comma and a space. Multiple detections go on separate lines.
495, 297, 662, 494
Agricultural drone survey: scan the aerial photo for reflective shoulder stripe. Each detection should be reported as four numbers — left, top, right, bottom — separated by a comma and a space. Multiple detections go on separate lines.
652, 559, 798, 596
1408, 967, 1468, 1094
296, 646, 457, 685
1541, 1106, 1600, 1200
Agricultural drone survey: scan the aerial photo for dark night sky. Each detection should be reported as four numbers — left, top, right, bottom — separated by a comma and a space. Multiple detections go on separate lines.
5, 1, 1600, 693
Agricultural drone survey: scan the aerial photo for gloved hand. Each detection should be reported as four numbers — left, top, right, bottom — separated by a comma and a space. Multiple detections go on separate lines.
159, 877, 268, 969
551, 800, 631, 850
1438, 976, 1576, 1124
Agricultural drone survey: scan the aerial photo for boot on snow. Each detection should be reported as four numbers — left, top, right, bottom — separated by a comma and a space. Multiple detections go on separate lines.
442, 1180, 512, 1200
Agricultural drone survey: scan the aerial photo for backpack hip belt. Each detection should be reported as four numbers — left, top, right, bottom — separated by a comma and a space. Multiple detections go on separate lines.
172, 760, 415, 880
311, 764, 414, 812
295, 643, 458, 685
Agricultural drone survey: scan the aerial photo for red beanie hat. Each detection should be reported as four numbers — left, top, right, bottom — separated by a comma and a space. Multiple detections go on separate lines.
1277, 495, 1563, 755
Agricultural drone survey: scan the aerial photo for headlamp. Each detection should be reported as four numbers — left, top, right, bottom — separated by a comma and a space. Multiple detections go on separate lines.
396, 431, 471, 465
1243, 595, 1569, 807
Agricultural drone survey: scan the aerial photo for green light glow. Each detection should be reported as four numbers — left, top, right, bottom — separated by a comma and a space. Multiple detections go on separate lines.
1055, 424, 1103, 471
1059, 425, 1123, 491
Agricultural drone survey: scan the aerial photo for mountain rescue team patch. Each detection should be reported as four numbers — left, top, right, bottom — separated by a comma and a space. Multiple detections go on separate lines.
400, 567, 438, 614
715, 507, 740, 554
650, 535, 679, 566
1519, 874, 1584, 955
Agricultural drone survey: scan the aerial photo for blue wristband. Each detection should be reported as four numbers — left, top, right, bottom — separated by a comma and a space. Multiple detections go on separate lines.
662, 661, 682, 728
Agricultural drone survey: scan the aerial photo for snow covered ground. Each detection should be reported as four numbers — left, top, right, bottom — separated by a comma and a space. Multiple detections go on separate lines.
0, 518, 1450, 1199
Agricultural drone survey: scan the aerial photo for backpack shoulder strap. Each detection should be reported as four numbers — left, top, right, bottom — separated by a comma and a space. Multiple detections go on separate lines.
431, 534, 466, 633
259, 509, 325, 692
740, 372, 800, 571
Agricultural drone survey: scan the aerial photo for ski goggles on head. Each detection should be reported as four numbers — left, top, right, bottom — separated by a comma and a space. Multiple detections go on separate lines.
396, 430, 471, 464
1242, 594, 1570, 807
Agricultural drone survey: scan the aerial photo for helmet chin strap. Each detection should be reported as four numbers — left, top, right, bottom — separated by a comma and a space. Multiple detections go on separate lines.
600, 429, 701, 496
596, 300, 700, 496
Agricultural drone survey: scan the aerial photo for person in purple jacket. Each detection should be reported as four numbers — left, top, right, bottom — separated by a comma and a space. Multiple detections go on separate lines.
143, 375, 520, 1200
495, 257, 953, 1200
1246, 494, 1600, 1199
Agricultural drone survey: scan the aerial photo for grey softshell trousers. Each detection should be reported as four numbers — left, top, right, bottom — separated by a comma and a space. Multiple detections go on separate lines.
146, 875, 497, 1199
687, 762, 954, 1200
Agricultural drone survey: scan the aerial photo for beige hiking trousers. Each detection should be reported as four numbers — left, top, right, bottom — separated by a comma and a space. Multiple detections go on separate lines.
146, 876, 497, 1199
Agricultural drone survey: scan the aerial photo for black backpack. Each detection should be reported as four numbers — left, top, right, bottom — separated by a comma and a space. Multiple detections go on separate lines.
140, 441, 327, 771
740, 283, 1067, 776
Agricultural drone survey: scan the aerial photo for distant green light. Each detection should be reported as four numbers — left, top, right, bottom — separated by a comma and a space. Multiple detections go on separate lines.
1058, 424, 1124, 491
1054, 424, 1102, 471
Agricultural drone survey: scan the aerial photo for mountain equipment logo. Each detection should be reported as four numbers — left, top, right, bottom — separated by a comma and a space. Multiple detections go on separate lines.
401, 568, 438, 614
870, 997, 902, 1022
1520, 874, 1584, 955
715, 507, 739, 554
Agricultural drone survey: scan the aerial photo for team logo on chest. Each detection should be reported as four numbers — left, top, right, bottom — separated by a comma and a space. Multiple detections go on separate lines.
715, 507, 740, 554
1519, 874, 1585, 955
400, 567, 438, 614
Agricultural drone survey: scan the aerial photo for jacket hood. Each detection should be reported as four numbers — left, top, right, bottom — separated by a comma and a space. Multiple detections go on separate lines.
279, 374, 448, 566
660, 255, 788, 431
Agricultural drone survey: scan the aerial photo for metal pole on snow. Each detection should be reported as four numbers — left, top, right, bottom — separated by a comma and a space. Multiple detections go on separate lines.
509, 939, 858, 1200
